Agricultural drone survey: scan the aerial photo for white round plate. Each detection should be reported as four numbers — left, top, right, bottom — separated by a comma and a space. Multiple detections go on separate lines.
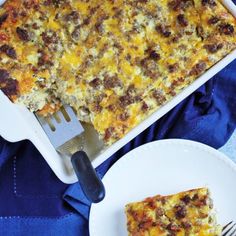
89, 139, 236, 236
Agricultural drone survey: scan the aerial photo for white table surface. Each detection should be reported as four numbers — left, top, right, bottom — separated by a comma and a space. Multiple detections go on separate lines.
219, 129, 236, 163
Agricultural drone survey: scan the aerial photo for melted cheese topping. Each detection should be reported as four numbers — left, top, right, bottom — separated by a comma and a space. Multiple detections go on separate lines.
0, 0, 236, 144
125, 188, 222, 236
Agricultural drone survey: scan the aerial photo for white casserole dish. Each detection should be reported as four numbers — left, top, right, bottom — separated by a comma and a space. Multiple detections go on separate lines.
0, 0, 236, 184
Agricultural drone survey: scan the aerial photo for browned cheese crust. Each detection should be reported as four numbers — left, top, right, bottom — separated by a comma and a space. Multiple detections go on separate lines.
0, 0, 236, 144
125, 188, 222, 236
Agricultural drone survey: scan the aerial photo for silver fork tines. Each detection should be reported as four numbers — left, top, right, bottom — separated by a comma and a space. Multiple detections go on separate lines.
222, 221, 236, 236
36, 105, 84, 149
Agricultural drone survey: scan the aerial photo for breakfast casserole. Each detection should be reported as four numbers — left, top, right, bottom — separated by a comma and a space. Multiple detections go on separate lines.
0, 0, 236, 144
125, 188, 222, 236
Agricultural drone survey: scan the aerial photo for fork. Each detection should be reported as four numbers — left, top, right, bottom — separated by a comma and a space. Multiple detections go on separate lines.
222, 221, 236, 236
36, 105, 105, 203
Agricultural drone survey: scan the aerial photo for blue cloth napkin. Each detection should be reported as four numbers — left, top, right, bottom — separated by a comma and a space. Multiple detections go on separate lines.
0, 62, 236, 235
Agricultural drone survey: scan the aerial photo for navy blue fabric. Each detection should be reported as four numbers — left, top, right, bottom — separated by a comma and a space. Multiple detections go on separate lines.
0, 139, 74, 217
0, 60, 236, 234
0, 214, 89, 236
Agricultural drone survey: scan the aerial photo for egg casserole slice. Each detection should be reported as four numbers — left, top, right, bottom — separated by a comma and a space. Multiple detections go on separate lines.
125, 188, 222, 236
0, 0, 236, 144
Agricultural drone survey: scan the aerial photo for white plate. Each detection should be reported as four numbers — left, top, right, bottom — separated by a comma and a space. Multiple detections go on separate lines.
89, 139, 236, 236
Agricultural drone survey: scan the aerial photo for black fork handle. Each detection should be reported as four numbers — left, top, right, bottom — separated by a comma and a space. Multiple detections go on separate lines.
71, 151, 105, 203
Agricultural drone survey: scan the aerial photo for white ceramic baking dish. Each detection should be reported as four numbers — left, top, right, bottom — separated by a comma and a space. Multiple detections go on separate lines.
0, 0, 236, 184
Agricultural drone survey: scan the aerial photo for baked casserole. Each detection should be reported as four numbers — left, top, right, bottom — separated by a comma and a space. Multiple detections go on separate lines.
125, 188, 222, 236
0, 0, 236, 144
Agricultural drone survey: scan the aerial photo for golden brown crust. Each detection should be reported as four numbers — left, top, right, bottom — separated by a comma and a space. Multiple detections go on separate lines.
0, 0, 236, 144
125, 188, 222, 236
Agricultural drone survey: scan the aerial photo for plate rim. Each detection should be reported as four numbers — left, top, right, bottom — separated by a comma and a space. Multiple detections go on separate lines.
89, 139, 236, 235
